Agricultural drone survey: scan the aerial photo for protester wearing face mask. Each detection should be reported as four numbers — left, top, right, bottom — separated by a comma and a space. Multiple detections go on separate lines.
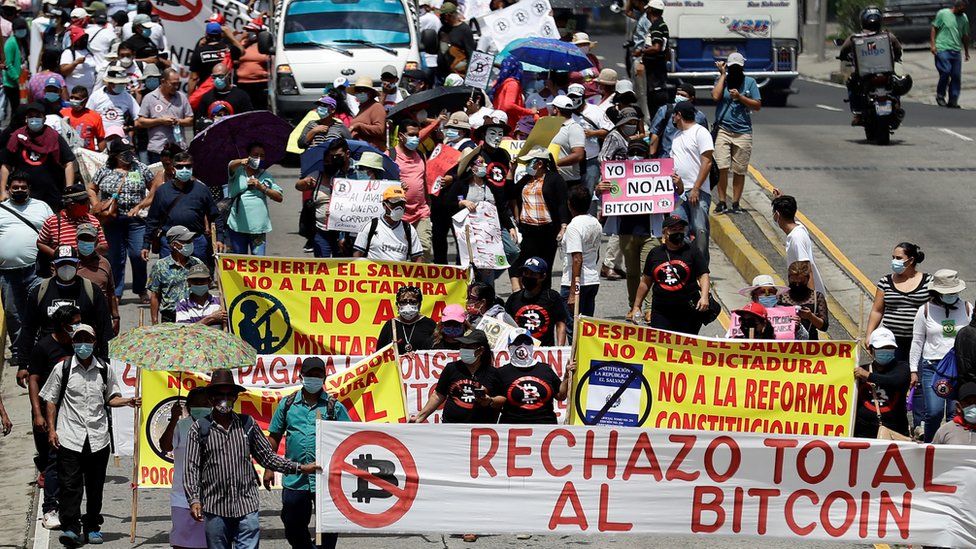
0, 102, 77, 213
86, 64, 140, 138
184, 370, 320, 544
476, 115, 514, 184
37, 184, 109, 269
174, 263, 226, 327
120, 13, 164, 67
465, 281, 516, 327
296, 137, 351, 257
867, 241, 930, 360
731, 274, 785, 338
187, 21, 243, 94
908, 270, 972, 442
932, 382, 976, 444
146, 226, 206, 324
496, 329, 573, 424
112, 43, 144, 90
235, 18, 270, 110
60, 86, 105, 151
32, 48, 68, 105
393, 119, 433, 261
649, 83, 709, 159
853, 327, 911, 439
136, 67, 193, 163
777, 261, 828, 340
298, 95, 351, 150
193, 62, 253, 129
512, 147, 569, 290
432, 304, 469, 350
74, 223, 120, 334
377, 286, 436, 354
442, 111, 476, 151
353, 186, 424, 262
711, 53, 761, 215
731, 302, 775, 340
138, 64, 161, 101
225, 143, 283, 256
506, 258, 568, 347
265, 357, 350, 549
40, 322, 137, 547
348, 77, 387, 150
379, 64, 406, 112
157, 387, 209, 549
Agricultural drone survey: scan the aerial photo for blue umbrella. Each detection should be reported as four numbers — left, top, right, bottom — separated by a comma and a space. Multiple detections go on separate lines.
503, 37, 593, 72
188, 111, 293, 188
300, 138, 400, 180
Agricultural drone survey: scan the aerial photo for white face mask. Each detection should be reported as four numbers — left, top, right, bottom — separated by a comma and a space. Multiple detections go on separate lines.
399, 303, 419, 320
388, 205, 405, 222
485, 127, 504, 148
508, 344, 535, 368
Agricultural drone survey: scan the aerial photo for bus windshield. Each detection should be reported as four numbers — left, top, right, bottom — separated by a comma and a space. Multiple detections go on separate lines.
283, 0, 411, 50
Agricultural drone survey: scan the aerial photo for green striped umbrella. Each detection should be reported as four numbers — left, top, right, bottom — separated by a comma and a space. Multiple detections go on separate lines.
109, 323, 256, 371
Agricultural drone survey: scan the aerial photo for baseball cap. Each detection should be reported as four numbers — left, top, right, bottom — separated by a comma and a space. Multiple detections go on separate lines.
441, 304, 466, 324
382, 186, 406, 203
205, 22, 222, 35
132, 13, 150, 26
567, 83, 585, 98
734, 302, 768, 320
662, 215, 688, 229
166, 225, 195, 243
186, 262, 211, 280
380, 65, 398, 79
71, 323, 96, 338
300, 356, 327, 376
506, 328, 533, 346
76, 223, 98, 239
726, 52, 746, 67
648, 0, 664, 9
69, 7, 87, 18
614, 79, 635, 95
44, 75, 61, 89
674, 100, 696, 118
332, 77, 349, 89
456, 329, 489, 347
439, 1, 457, 14
104, 126, 125, 139
869, 326, 897, 349
63, 183, 88, 202
522, 257, 548, 274
86, 1, 107, 13
209, 101, 233, 116
551, 95, 575, 110
53, 245, 80, 264
402, 69, 427, 81
107, 137, 133, 154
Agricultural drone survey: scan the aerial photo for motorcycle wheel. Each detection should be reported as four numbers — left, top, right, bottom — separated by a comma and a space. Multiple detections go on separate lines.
875, 119, 891, 145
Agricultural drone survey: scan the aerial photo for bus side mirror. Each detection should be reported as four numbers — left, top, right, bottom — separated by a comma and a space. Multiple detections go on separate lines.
257, 30, 275, 55
420, 29, 438, 54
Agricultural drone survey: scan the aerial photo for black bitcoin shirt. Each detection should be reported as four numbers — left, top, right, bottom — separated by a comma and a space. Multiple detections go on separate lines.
496, 361, 561, 424
642, 242, 708, 311
435, 360, 501, 423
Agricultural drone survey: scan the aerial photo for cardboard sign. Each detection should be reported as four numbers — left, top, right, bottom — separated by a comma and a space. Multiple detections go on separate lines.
452, 202, 509, 270
425, 144, 461, 196
464, 51, 496, 90
600, 159, 676, 216
327, 178, 401, 233
727, 306, 798, 340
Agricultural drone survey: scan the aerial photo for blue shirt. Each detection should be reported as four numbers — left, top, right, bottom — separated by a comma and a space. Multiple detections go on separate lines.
268, 390, 352, 491
142, 178, 224, 251
715, 76, 761, 134
649, 103, 710, 158
632, 14, 651, 54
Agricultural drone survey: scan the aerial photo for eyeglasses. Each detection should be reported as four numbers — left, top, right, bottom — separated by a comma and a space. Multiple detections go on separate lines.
398, 299, 419, 306
174, 164, 192, 169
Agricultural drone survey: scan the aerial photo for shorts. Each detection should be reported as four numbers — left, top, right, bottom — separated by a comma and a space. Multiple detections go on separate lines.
713, 128, 753, 175
170, 506, 207, 548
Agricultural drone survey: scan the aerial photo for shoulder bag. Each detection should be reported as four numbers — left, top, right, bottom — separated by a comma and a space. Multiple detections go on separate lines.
150, 192, 186, 253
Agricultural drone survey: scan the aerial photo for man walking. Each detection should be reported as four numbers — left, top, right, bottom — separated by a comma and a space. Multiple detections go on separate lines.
40, 323, 138, 547
771, 195, 825, 296
353, 187, 424, 262
669, 100, 714, 265
932, 0, 970, 108
632, 0, 670, 118
136, 68, 193, 163
265, 357, 351, 549
184, 370, 320, 548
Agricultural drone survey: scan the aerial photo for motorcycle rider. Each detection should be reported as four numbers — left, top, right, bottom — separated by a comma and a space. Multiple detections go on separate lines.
840, 6, 904, 125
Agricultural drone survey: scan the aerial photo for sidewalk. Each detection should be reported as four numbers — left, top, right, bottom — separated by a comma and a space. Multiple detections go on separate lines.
798, 48, 976, 109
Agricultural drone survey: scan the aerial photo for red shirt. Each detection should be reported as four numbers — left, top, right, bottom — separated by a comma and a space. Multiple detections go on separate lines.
60, 108, 105, 151
38, 212, 108, 251
395, 145, 429, 224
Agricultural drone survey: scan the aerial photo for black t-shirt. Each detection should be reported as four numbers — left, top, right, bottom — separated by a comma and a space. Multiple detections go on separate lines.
27, 335, 73, 388
17, 278, 113, 364
189, 38, 242, 81
194, 88, 254, 121
435, 360, 502, 423
497, 361, 562, 424
121, 34, 159, 60
642, 243, 708, 311
377, 316, 437, 354
505, 289, 567, 347
643, 18, 670, 80
1, 132, 77, 212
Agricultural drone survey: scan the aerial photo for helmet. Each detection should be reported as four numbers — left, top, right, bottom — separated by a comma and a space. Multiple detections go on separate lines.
860, 6, 883, 32
891, 73, 913, 96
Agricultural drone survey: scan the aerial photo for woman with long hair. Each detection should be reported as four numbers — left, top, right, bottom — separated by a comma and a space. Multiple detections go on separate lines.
866, 242, 931, 359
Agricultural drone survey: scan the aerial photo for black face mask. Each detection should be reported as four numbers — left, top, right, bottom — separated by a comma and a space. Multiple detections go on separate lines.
10, 190, 29, 202
667, 231, 685, 245
323, 156, 345, 174
726, 65, 745, 90
118, 151, 135, 165
521, 277, 540, 290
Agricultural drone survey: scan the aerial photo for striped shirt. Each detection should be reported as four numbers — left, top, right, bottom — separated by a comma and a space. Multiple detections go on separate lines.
878, 273, 933, 339
37, 212, 108, 252
184, 413, 303, 518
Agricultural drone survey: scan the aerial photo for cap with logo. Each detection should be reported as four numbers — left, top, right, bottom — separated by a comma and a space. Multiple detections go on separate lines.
662, 215, 688, 229
456, 329, 489, 347
521, 257, 549, 274
382, 186, 406, 203
186, 262, 211, 280
166, 225, 195, 243
506, 327, 533, 346
54, 245, 80, 264
205, 22, 222, 35
71, 323, 96, 338
76, 223, 99, 239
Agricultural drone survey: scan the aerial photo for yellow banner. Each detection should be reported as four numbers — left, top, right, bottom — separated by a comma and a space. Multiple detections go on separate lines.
569, 317, 857, 436
136, 345, 407, 488
217, 255, 468, 355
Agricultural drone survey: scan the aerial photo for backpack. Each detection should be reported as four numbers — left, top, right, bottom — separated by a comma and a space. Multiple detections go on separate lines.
54, 356, 109, 410
925, 302, 970, 400
364, 217, 412, 261
36, 277, 95, 307
279, 390, 339, 421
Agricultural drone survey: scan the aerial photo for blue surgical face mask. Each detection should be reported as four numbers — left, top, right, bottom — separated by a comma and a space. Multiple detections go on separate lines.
964, 404, 976, 424
111, 83, 127, 94
14, 29, 26, 39
674, 94, 689, 103
189, 283, 209, 296
874, 349, 896, 365
77, 240, 96, 256
44, 91, 60, 103
141, 26, 152, 38
473, 165, 487, 178
27, 117, 44, 132
213, 76, 228, 90
404, 136, 420, 150
459, 348, 478, 364
444, 128, 460, 141
177, 241, 194, 257
73, 342, 94, 359
891, 258, 906, 274
175, 167, 192, 182
758, 295, 778, 308
316, 106, 332, 118
144, 77, 160, 91
526, 162, 539, 177
189, 406, 211, 420
302, 376, 324, 393
942, 293, 960, 305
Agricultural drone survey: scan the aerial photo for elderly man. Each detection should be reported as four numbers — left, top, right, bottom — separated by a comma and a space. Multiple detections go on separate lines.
136, 68, 193, 163
193, 62, 253, 125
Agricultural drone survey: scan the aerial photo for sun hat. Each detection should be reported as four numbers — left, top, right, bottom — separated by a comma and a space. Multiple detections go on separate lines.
930, 269, 966, 294
357, 151, 385, 171
738, 274, 787, 297
594, 68, 618, 85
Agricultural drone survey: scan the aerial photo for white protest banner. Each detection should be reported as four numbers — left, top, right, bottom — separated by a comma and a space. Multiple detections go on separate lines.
316, 422, 976, 547
476, 315, 541, 351
327, 178, 402, 232
451, 202, 510, 270
477, 0, 559, 52
727, 306, 798, 340
600, 158, 676, 216
161, 0, 258, 70
464, 51, 496, 90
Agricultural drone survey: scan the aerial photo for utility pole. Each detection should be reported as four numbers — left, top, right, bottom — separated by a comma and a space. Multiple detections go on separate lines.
817, 0, 828, 61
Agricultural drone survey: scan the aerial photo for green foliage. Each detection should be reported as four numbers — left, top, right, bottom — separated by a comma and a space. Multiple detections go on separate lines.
836, 0, 885, 37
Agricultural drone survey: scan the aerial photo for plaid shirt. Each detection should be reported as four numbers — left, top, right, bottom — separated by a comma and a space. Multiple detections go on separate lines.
520, 178, 551, 225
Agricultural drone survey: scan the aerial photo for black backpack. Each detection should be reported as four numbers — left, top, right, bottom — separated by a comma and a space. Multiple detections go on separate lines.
364, 218, 412, 261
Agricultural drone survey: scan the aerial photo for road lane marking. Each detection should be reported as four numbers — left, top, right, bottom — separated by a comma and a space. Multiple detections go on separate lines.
748, 165, 876, 295
798, 75, 847, 89
816, 104, 843, 112
940, 128, 973, 141
615, 62, 626, 69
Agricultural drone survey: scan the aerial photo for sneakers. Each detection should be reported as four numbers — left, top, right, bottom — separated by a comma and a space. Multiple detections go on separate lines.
58, 531, 83, 548
936, 96, 948, 107
87, 531, 104, 544
600, 266, 623, 281
713, 202, 728, 214
947, 102, 961, 109
730, 202, 743, 214
41, 510, 61, 530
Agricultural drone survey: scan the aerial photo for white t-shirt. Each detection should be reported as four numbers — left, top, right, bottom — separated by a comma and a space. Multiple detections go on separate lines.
85, 24, 117, 73
0, 198, 54, 269
353, 218, 423, 262
552, 118, 586, 182
670, 123, 714, 195
785, 222, 825, 296
86, 87, 140, 130
560, 214, 603, 288
577, 105, 612, 160
60, 48, 98, 91
910, 301, 973, 372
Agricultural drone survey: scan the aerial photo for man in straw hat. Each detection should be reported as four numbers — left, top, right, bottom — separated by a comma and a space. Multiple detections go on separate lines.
184, 369, 320, 546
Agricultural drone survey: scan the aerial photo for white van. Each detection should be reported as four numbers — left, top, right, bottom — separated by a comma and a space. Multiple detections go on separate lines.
266, 0, 427, 119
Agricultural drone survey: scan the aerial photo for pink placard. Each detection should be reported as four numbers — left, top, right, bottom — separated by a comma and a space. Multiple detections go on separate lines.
600, 158, 676, 216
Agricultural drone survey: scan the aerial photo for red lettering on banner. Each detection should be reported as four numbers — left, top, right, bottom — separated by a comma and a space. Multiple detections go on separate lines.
871, 445, 914, 489
764, 438, 799, 484
359, 392, 388, 422
797, 440, 833, 484
747, 488, 779, 534
820, 491, 856, 537
310, 297, 361, 323
584, 430, 618, 480
470, 428, 499, 478
692, 376, 706, 404
658, 372, 687, 402
507, 429, 534, 477
785, 489, 818, 535
923, 445, 956, 493
704, 436, 740, 482
838, 440, 871, 487
690, 486, 724, 533
139, 465, 173, 486
541, 429, 575, 477
731, 486, 744, 533
666, 434, 700, 481
374, 300, 394, 324
878, 491, 911, 539
622, 432, 663, 481
598, 484, 632, 532
239, 396, 275, 426
858, 491, 871, 538
549, 482, 588, 531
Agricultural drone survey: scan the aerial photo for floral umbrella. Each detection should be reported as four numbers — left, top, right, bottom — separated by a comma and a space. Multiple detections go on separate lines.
109, 323, 256, 372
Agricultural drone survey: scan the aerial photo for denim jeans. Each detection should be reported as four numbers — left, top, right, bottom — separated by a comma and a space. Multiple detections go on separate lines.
104, 216, 148, 297
0, 265, 39, 357
282, 488, 338, 549
675, 192, 711, 265
935, 49, 963, 103
919, 358, 957, 442
313, 229, 339, 258
583, 157, 600, 192
204, 511, 260, 549
560, 284, 599, 344
228, 229, 267, 256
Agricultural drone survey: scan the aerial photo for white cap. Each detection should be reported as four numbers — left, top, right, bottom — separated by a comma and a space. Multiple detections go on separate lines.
567, 83, 585, 97
648, 0, 665, 10
727, 52, 746, 66
506, 328, 533, 346
551, 95, 575, 110
70, 7, 88, 18
332, 77, 349, 89
489, 109, 508, 124
71, 323, 96, 338
615, 79, 635, 95
869, 327, 897, 349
